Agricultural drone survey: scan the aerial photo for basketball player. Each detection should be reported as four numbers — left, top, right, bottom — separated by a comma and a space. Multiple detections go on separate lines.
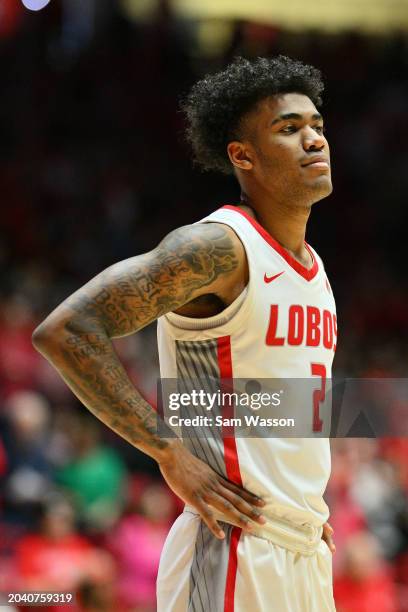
33, 56, 336, 610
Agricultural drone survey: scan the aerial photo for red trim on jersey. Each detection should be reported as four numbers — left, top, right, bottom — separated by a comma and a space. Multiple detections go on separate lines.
221, 205, 319, 281
224, 526, 241, 612
217, 336, 242, 487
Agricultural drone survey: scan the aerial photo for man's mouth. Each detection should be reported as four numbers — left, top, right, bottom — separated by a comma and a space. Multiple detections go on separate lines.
301, 156, 330, 169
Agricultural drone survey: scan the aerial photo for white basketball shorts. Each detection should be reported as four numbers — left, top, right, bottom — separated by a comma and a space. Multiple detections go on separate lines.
157, 507, 336, 612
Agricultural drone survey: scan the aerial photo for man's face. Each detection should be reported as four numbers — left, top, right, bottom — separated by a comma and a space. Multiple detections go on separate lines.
239, 93, 332, 206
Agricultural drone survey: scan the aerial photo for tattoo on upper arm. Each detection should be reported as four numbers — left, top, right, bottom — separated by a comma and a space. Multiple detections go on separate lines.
48, 224, 237, 452
65, 223, 238, 337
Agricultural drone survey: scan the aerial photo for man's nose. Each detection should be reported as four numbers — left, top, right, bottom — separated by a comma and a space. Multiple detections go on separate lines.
303, 127, 325, 151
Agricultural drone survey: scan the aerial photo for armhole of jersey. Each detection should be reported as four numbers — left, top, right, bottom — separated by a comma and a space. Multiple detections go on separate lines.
164, 220, 254, 332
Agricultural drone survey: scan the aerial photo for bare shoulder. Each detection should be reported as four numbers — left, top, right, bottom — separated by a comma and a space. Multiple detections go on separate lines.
157, 221, 247, 297
157, 221, 246, 276
158, 221, 244, 253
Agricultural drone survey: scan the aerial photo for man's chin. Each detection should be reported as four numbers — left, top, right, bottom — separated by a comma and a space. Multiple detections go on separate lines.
310, 178, 333, 203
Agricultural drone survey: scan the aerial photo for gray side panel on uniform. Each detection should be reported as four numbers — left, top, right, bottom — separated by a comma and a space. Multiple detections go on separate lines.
188, 522, 236, 612
176, 339, 227, 478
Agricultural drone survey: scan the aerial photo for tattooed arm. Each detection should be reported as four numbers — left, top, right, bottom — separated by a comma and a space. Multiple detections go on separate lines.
32, 223, 265, 538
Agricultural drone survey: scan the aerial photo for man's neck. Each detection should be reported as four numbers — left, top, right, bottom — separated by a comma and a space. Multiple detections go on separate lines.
239, 193, 313, 268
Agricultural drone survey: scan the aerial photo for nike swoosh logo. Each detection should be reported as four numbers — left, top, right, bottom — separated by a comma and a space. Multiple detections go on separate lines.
264, 271, 285, 283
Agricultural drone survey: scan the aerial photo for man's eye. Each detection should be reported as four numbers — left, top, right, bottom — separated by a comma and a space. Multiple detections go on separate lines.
281, 125, 297, 133
314, 125, 325, 134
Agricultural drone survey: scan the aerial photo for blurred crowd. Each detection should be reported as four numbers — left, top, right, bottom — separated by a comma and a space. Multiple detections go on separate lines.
0, 1, 407, 610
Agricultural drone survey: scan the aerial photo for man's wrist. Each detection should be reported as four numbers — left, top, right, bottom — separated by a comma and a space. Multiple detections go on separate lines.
152, 437, 184, 465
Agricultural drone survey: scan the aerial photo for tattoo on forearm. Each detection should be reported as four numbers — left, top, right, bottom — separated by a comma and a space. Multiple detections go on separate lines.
60, 338, 168, 450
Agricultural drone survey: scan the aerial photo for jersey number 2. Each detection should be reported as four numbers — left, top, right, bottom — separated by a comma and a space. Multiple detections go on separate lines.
311, 363, 326, 432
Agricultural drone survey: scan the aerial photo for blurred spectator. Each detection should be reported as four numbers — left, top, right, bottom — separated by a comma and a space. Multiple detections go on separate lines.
334, 531, 398, 612
350, 442, 407, 560
12, 493, 117, 611
55, 415, 127, 531
2, 391, 54, 526
107, 477, 177, 611
0, 295, 41, 396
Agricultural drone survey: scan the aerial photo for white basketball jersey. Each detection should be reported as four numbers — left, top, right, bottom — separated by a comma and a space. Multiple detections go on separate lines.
157, 205, 337, 527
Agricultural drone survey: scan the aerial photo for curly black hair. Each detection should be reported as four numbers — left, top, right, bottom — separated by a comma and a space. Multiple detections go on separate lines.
181, 55, 324, 174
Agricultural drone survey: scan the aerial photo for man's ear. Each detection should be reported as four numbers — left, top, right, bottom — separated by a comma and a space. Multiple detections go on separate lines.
227, 141, 254, 171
